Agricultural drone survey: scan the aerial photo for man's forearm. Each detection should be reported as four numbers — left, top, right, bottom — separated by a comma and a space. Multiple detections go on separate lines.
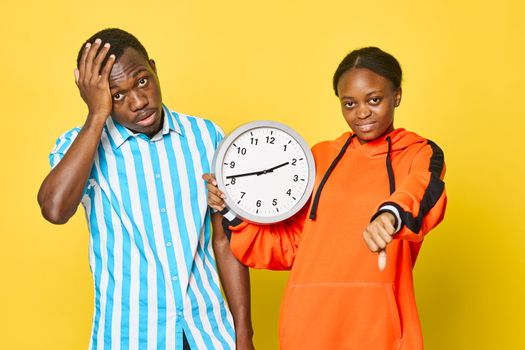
211, 213, 254, 348
37, 115, 106, 224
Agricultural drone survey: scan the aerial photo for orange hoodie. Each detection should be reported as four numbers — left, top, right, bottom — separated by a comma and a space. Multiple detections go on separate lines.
229, 129, 447, 349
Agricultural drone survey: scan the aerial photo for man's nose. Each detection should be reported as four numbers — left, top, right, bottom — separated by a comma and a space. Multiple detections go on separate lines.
129, 90, 148, 111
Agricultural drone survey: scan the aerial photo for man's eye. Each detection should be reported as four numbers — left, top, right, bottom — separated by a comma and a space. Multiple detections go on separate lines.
138, 78, 148, 87
113, 93, 123, 101
344, 102, 355, 109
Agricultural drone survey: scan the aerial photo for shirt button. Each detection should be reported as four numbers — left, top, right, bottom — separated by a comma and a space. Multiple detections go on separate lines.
166, 242, 172, 247
172, 275, 178, 281
177, 311, 183, 317
155, 173, 161, 179
160, 208, 166, 213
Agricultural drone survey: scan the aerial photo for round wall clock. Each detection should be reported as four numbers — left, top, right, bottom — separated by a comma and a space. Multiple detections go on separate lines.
213, 120, 316, 224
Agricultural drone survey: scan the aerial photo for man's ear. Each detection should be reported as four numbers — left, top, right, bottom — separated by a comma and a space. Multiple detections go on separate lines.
149, 59, 157, 73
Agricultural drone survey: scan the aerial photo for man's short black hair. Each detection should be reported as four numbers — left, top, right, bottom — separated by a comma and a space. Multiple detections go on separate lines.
76, 28, 149, 69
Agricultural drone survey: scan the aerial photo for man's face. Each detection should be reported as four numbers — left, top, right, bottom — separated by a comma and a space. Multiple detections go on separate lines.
109, 47, 163, 137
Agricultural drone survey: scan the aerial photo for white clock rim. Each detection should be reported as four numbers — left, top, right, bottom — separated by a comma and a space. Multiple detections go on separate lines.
213, 120, 316, 224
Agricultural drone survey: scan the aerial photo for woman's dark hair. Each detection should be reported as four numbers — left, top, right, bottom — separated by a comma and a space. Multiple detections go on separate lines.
76, 28, 149, 70
332, 47, 402, 96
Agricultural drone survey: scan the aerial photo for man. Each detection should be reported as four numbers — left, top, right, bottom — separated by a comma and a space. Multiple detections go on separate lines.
37, 28, 253, 350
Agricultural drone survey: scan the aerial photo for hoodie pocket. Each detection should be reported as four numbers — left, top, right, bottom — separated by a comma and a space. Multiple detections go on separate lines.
279, 282, 402, 350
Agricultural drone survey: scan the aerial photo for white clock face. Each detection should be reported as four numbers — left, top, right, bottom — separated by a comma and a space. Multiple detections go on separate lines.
215, 122, 315, 224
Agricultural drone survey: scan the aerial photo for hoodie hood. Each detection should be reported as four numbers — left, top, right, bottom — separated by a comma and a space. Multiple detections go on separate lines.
331, 128, 427, 158
309, 128, 427, 220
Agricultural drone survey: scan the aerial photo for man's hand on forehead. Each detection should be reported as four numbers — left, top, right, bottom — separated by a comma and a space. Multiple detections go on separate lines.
74, 38, 116, 121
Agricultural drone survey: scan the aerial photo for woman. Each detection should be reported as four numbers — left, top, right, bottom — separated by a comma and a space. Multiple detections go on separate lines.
205, 47, 447, 349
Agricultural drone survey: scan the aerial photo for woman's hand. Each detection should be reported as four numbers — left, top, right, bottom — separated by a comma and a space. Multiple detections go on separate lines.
362, 212, 396, 271
202, 173, 226, 211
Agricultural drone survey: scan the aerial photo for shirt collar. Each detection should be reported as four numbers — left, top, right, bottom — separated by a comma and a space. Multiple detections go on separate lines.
106, 104, 184, 149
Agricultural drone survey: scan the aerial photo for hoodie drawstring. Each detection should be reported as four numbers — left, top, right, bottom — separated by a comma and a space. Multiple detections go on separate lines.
386, 136, 396, 195
309, 134, 355, 220
309, 134, 396, 220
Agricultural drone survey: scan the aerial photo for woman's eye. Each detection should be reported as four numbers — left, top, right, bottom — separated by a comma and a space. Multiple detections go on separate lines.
113, 93, 123, 101
138, 78, 148, 87
369, 97, 381, 105
344, 102, 355, 109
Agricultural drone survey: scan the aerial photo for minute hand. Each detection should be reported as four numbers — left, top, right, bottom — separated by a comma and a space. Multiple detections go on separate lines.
225, 169, 264, 179
226, 161, 290, 179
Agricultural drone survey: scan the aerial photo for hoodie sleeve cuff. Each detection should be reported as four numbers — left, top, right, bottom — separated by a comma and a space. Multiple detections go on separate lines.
220, 208, 243, 241
371, 205, 402, 234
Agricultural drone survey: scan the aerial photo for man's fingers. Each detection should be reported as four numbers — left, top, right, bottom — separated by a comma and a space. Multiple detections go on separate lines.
74, 68, 80, 85
84, 38, 101, 80
78, 42, 91, 80
92, 43, 111, 78
100, 54, 116, 81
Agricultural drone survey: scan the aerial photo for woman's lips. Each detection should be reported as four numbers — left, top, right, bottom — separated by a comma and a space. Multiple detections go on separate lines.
355, 122, 375, 132
136, 111, 156, 127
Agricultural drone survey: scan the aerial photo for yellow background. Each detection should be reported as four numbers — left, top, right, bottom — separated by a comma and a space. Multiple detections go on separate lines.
1, 0, 524, 348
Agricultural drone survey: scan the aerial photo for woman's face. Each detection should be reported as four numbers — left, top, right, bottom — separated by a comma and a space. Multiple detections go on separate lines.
337, 68, 401, 143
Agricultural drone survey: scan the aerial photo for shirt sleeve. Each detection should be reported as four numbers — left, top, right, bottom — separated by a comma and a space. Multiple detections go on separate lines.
207, 120, 224, 214
206, 120, 224, 150
48, 127, 95, 196
229, 202, 309, 270
214, 123, 224, 147
370, 140, 447, 242
48, 128, 81, 169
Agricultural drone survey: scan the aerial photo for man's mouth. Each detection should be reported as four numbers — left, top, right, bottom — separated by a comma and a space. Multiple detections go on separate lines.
135, 110, 157, 127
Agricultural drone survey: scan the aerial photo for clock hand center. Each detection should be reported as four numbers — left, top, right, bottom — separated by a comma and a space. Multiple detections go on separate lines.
257, 161, 290, 176
226, 162, 290, 179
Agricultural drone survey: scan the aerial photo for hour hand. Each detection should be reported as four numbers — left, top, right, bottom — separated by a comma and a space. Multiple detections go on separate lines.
257, 161, 289, 175
226, 161, 290, 179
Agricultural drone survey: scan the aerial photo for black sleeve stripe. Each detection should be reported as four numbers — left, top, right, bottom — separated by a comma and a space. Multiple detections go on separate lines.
381, 140, 445, 234
427, 140, 445, 176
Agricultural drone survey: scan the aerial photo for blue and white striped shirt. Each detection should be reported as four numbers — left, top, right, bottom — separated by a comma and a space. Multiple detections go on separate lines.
50, 105, 235, 350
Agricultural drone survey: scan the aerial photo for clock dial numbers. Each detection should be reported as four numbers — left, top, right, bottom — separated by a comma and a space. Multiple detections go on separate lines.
266, 136, 275, 144
221, 126, 310, 219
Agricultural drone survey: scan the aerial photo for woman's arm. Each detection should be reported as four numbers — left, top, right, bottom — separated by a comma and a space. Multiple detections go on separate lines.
203, 174, 306, 270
